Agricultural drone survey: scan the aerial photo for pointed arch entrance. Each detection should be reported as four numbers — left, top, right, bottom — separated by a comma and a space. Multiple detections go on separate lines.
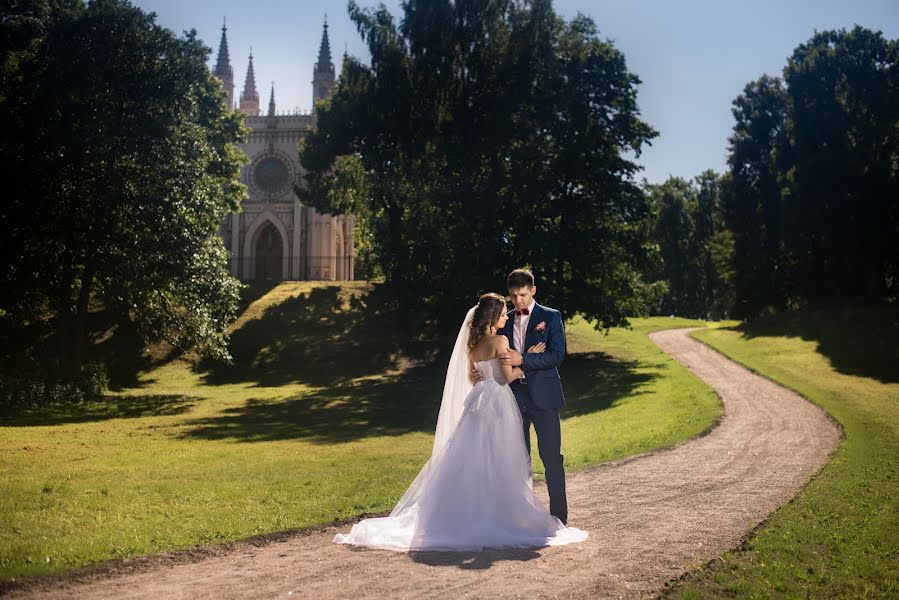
254, 223, 283, 281
242, 211, 290, 281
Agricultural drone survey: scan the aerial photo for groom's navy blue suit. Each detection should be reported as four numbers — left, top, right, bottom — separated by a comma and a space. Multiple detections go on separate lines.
499, 303, 568, 524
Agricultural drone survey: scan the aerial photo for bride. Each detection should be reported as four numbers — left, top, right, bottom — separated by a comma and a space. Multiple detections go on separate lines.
333, 293, 588, 551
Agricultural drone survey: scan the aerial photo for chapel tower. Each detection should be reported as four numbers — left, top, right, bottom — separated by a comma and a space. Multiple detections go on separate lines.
213, 20, 235, 110
312, 19, 335, 105
238, 50, 260, 116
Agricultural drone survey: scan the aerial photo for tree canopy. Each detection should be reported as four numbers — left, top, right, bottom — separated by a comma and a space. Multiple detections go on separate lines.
299, 0, 660, 330
721, 26, 898, 319
1, 0, 246, 391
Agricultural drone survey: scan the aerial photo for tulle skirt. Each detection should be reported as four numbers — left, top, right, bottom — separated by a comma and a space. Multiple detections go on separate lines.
333, 380, 588, 551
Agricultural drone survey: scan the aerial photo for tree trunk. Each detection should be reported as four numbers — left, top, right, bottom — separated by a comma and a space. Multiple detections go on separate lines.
67, 264, 95, 378
55, 270, 75, 380
385, 188, 405, 287
555, 187, 571, 293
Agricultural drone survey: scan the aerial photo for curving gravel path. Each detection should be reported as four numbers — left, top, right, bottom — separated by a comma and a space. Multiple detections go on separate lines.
3, 327, 842, 599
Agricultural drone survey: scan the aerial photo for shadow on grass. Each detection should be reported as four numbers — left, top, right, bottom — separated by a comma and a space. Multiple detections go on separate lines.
732, 303, 899, 384
177, 350, 654, 444
562, 351, 655, 417
179, 363, 443, 443
195, 283, 437, 388
0, 394, 197, 426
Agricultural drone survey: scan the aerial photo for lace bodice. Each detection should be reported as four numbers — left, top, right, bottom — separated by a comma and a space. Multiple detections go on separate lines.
474, 358, 506, 384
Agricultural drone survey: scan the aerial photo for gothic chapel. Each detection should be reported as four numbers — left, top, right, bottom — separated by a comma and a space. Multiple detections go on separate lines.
212, 20, 354, 282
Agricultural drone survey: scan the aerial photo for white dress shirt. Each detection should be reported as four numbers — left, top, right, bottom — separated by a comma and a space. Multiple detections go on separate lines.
513, 299, 537, 356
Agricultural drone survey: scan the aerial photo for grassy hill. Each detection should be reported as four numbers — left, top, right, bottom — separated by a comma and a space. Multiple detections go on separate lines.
0, 281, 721, 582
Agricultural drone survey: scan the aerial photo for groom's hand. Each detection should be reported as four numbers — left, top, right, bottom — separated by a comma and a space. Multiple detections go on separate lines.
469, 367, 485, 384
500, 349, 523, 366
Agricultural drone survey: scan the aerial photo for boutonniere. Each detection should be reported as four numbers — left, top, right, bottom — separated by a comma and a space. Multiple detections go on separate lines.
533, 321, 547, 333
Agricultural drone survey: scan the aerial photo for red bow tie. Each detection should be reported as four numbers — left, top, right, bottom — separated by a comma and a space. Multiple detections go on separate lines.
515, 308, 530, 316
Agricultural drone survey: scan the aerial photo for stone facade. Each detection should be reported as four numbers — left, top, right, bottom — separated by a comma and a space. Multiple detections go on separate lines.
213, 20, 354, 282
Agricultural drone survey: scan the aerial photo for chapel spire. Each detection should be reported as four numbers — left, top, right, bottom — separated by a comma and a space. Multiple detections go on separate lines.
316, 17, 333, 73
239, 48, 260, 116
213, 18, 235, 110
312, 17, 335, 105
268, 83, 276, 117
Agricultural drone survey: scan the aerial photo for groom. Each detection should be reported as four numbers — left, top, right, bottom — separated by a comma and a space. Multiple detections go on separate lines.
499, 268, 569, 525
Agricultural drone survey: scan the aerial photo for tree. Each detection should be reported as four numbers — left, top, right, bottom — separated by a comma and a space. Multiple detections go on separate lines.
784, 27, 899, 299
0, 0, 246, 385
694, 170, 733, 317
300, 0, 659, 331
648, 178, 702, 316
646, 172, 732, 319
722, 75, 792, 319
722, 27, 898, 319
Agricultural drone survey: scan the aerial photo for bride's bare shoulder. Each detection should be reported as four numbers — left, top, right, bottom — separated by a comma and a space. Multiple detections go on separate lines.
491, 334, 509, 348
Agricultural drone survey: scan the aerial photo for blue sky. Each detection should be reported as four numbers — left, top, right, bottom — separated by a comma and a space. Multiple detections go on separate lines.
132, 0, 899, 184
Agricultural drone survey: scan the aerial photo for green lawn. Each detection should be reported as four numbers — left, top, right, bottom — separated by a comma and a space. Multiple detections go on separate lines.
0, 282, 720, 582
665, 305, 899, 599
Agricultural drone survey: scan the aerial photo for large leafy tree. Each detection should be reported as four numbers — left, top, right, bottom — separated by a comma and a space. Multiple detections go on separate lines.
784, 27, 899, 299
723, 27, 898, 318
0, 0, 245, 380
300, 0, 659, 330
722, 75, 792, 319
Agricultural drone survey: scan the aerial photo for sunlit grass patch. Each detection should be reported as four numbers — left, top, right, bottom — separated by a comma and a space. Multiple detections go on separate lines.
0, 283, 722, 581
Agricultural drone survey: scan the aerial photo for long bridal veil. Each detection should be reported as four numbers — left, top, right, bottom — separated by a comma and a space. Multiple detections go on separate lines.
432, 305, 476, 456
390, 305, 475, 515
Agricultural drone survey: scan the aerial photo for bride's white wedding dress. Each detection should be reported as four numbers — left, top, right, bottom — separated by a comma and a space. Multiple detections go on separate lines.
333, 357, 588, 551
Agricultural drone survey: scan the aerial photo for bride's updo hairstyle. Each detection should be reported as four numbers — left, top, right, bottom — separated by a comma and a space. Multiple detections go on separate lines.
468, 292, 507, 352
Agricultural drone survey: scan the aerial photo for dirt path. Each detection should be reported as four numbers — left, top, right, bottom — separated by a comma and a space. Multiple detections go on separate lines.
4, 328, 842, 599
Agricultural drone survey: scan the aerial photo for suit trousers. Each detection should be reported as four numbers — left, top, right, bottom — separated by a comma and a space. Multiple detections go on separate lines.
512, 380, 568, 524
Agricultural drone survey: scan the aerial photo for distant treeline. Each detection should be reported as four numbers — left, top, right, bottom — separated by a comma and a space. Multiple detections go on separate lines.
645, 26, 897, 320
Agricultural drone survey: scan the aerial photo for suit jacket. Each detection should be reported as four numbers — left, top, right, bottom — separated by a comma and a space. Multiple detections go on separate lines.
498, 302, 566, 410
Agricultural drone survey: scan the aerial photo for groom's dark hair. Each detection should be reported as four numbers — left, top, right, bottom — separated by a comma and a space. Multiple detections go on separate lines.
507, 268, 535, 290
